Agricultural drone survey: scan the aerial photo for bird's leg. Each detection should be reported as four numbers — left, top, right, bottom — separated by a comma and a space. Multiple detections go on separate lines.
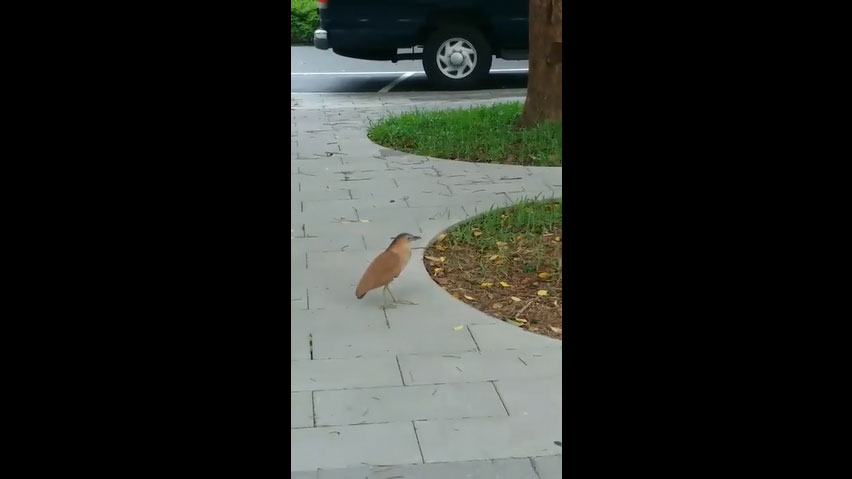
387, 284, 418, 305
380, 285, 396, 310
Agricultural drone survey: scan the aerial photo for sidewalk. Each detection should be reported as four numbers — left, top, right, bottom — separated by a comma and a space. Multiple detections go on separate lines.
291, 89, 563, 478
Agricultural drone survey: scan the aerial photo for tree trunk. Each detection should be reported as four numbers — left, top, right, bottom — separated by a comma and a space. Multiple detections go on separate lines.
518, 0, 562, 128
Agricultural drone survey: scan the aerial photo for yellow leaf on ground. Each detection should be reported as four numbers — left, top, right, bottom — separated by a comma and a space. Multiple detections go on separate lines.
554, 236, 561, 242
496, 241, 508, 247
439, 256, 446, 262
473, 231, 482, 237
434, 268, 443, 273
499, 281, 511, 288
549, 326, 562, 333
435, 244, 447, 251
464, 295, 475, 300
425, 256, 441, 262
537, 290, 548, 296
437, 233, 447, 241
515, 317, 528, 323
453, 325, 464, 331
489, 255, 499, 261
510, 296, 522, 302
481, 282, 493, 287
538, 272, 550, 279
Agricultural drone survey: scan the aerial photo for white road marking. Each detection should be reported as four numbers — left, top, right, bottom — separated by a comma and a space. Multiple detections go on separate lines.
290, 68, 528, 76
378, 72, 416, 93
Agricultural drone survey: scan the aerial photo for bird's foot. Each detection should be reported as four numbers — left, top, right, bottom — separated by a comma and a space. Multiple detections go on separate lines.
380, 304, 397, 310
395, 300, 419, 305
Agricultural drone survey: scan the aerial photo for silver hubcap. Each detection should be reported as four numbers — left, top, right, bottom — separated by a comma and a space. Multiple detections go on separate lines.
437, 38, 477, 79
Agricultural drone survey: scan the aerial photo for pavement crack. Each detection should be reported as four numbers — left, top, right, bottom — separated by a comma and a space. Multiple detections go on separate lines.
491, 381, 511, 417
395, 356, 406, 385
412, 421, 426, 464
467, 326, 481, 352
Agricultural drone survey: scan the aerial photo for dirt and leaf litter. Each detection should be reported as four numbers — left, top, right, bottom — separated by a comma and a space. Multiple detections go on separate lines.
424, 200, 563, 339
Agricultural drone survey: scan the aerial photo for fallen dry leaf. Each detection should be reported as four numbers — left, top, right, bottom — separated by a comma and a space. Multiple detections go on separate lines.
473, 231, 482, 237
499, 281, 512, 288
537, 290, 548, 296
434, 268, 443, 273
452, 325, 464, 331
359, 219, 370, 223
439, 256, 446, 262
435, 244, 447, 251
437, 233, 447, 241
481, 282, 493, 287
425, 256, 442, 262
538, 272, 550, 279
554, 236, 561, 242
492, 303, 503, 309
549, 326, 562, 333
510, 296, 521, 302
464, 295, 475, 300
515, 317, 528, 323
489, 254, 499, 261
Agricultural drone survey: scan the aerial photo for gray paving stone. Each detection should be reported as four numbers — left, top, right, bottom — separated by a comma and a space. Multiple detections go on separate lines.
493, 378, 562, 419
302, 219, 422, 253
291, 286, 308, 312
313, 382, 506, 426
397, 349, 562, 385
311, 322, 477, 359
291, 391, 314, 428
384, 298, 500, 329
469, 323, 562, 352
291, 422, 422, 472
532, 455, 562, 479
317, 458, 538, 479
414, 416, 561, 463
292, 309, 388, 335
291, 357, 403, 391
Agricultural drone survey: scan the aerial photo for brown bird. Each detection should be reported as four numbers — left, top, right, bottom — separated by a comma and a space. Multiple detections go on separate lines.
356, 232, 421, 309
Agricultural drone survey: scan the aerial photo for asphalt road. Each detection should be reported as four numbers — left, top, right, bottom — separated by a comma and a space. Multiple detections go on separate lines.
291, 46, 528, 93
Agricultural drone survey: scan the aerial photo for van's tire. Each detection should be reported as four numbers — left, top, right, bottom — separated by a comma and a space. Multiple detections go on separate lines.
422, 26, 492, 90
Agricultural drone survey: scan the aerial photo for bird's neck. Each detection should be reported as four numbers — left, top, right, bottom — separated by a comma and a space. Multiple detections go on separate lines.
387, 242, 409, 254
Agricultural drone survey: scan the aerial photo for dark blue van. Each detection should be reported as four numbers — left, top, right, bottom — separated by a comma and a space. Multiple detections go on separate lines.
313, 0, 528, 89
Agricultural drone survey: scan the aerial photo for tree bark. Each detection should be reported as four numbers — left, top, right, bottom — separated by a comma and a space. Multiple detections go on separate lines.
518, 0, 562, 128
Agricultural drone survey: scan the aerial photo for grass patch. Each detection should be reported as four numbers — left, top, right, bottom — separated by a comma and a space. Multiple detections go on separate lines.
291, 0, 318, 45
368, 102, 562, 166
424, 198, 563, 339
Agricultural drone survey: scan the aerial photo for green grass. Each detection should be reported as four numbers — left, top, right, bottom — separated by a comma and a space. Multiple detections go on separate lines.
291, 0, 318, 45
368, 102, 562, 166
440, 198, 562, 274
447, 198, 562, 247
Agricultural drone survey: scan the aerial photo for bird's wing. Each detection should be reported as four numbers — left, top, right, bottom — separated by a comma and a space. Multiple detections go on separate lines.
356, 250, 402, 294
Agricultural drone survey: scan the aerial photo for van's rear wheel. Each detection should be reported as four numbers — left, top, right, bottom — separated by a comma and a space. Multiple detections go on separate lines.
422, 26, 492, 90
